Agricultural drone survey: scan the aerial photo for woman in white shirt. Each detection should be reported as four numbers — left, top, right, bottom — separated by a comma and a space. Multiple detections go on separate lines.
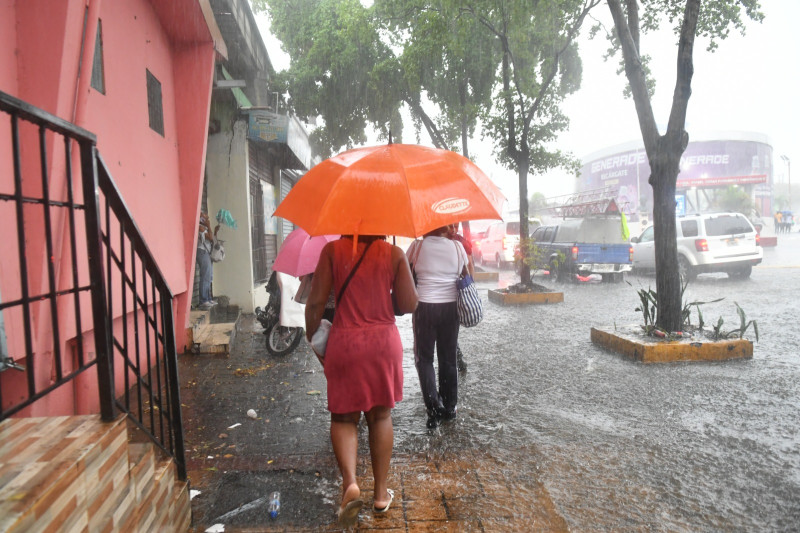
406, 226, 469, 429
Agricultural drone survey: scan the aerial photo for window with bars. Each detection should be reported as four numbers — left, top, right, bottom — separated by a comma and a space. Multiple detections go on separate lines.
90, 21, 105, 94
146, 69, 164, 136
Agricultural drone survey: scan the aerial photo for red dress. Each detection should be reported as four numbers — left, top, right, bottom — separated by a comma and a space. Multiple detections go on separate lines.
324, 238, 404, 414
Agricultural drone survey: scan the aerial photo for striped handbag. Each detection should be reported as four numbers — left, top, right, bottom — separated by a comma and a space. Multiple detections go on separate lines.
456, 273, 483, 327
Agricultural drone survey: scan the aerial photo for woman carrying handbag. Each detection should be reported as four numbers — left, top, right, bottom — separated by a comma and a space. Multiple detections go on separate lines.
406, 226, 470, 429
304, 236, 417, 528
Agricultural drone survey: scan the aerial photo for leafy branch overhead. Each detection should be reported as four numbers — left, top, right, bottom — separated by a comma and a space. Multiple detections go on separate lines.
254, 0, 594, 261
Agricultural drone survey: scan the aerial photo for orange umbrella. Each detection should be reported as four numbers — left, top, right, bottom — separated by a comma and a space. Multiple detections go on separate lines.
273, 144, 506, 238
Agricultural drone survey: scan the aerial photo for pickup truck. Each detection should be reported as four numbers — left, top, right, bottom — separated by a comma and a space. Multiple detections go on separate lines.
528, 216, 633, 282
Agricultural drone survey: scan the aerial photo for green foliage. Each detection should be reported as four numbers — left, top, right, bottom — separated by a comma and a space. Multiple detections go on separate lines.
637, 0, 765, 52
529, 192, 549, 215
774, 194, 791, 211
514, 238, 564, 279
374, 0, 499, 153
712, 185, 754, 215
255, 0, 405, 157
628, 282, 757, 342
634, 286, 658, 327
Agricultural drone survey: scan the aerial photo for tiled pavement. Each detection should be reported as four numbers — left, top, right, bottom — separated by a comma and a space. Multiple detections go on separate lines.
180, 315, 567, 531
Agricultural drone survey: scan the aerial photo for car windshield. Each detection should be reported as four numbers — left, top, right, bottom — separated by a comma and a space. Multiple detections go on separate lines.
506, 222, 520, 235
704, 214, 753, 236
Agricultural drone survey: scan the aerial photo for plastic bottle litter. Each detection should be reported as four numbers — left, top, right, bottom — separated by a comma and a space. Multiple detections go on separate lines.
268, 491, 281, 519
247, 409, 257, 419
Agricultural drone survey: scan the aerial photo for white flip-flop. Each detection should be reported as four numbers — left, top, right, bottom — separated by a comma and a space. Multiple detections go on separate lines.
373, 488, 395, 513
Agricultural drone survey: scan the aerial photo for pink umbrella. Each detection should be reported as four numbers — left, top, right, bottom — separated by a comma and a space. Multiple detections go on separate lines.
273, 228, 339, 277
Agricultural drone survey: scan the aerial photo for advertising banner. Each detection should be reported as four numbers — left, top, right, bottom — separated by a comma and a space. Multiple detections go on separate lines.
262, 182, 277, 235
248, 110, 289, 143
579, 139, 773, 220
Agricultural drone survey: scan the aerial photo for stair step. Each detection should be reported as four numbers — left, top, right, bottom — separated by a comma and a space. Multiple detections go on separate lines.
191, 322, 237, 354
128, 443, 156, 501
0, 415, 190, 532
0, 415, 128, 533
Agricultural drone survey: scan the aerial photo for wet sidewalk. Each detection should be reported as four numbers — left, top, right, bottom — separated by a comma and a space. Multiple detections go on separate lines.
180, 314, 568, 532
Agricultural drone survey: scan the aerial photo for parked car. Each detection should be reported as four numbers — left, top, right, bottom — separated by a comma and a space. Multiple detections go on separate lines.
630, 212, 763, 280
470, 230, 487, 263
528, 216, 633, 282
480, 220, 521, 268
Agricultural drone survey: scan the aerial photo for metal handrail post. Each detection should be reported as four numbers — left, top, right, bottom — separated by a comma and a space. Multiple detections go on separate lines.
161, 289, 186, 480
80, 142, 115, 421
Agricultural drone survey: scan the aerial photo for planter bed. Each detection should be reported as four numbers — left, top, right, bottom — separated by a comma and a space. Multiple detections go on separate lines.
488, 286, 563, 306
473, 271, 499, 282
591, 325, 753, 363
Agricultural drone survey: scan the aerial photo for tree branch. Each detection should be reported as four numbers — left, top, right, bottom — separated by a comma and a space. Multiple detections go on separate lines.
665, 0, 700, 151
521, 1, 599, 132
405, 97, 448, 149
607, 0, 659, 154
625, 0, 640, 52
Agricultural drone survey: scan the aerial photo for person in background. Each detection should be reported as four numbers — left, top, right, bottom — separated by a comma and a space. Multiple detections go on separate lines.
305, 236, 417, 528
407, 226, 469, 429
197, 211, 219, 309
447, 223, 474, 373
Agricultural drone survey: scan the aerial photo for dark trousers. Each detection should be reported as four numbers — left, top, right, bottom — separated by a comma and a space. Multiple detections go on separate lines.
413, 301, 459, 415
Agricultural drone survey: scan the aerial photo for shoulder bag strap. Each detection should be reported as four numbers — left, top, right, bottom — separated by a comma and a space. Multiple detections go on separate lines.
409, 239, 424, 283
453, 239, 467, 277
336, 240, 375, 305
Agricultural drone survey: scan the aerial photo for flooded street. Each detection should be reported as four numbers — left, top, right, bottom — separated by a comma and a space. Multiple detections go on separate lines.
389, 233, 800, 530
184, 234, 800, 531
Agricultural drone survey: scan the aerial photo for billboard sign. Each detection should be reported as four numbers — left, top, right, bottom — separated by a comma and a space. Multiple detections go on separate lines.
675, 194, 686, 216
248, 110, 289, 143
579, 138, 773, 220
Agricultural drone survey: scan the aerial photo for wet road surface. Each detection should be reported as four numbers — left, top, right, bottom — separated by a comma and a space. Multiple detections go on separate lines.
182, 232, 800, 531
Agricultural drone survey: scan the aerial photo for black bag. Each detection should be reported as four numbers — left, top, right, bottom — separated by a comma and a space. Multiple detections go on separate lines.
392, 291, 404, 316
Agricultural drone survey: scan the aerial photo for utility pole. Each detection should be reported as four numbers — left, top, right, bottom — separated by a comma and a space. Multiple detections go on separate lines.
780, 155, 791, 211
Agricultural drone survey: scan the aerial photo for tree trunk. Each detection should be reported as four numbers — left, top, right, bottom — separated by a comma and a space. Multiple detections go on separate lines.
608, 0, 700, 332
460, 112, 472, 243
650, 146, 682, 332
518, 151, 531, 286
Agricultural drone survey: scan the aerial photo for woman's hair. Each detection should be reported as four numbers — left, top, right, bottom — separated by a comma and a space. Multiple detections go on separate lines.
424, 226, 449, 237
341, 235, 387, 242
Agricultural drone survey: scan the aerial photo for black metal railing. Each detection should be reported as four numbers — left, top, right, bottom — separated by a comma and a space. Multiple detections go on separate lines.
0, 90, 186, 480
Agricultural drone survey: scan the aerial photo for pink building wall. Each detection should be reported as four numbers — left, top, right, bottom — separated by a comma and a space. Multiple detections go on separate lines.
0, 0, 222, 416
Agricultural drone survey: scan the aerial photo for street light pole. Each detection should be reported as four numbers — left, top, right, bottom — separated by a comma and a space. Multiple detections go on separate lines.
780, 155, 791, 211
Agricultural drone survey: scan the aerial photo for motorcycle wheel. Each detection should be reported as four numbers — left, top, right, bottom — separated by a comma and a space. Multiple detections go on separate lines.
266, 323, 304, 356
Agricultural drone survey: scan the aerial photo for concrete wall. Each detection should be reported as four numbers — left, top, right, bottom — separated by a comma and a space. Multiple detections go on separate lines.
0, 0, 219, 416
206, 121, 257, 313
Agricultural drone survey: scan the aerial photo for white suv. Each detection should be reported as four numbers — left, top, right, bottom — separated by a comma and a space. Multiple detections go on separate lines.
479, 220, 521, 268
631, 212, 763, 280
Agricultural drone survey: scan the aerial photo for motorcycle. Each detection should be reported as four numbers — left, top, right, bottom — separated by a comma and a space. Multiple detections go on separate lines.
255, 271, 304, 356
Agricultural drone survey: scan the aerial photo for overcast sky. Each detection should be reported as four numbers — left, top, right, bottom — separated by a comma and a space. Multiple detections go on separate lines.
255, 1, 799, 208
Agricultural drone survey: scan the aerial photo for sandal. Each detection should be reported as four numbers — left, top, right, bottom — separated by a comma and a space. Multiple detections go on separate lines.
373, 488, 394, 513
336, 498, 363, 528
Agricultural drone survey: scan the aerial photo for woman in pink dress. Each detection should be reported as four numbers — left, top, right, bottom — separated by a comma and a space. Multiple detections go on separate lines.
305, 236, 417, 528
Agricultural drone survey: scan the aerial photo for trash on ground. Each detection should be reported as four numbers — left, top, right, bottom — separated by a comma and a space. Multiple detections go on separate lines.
227, 422, 242, 429
247, 409, 258, 418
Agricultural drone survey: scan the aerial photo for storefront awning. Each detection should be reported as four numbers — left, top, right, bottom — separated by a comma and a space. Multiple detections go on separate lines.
246, 109, 312, 170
